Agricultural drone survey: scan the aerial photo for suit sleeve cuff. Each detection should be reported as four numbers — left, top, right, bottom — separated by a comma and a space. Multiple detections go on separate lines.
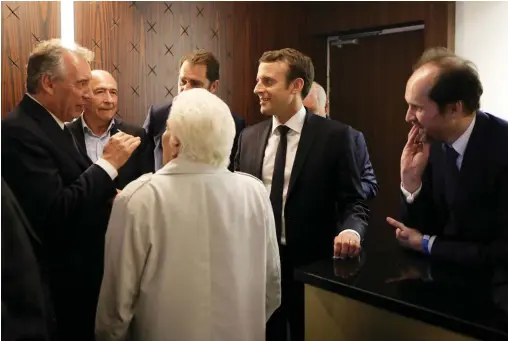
400, 183, 422, 203
96, 158, 118, 180
428, 235, 437, 253
338, 229, 361, 241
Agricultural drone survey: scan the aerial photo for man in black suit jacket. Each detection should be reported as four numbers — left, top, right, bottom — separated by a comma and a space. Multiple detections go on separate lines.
303, 81, 379, 199
2, 39, 141, 340
235, 48, 369, 341
67, 70, 154, 189
2, 178, 55, 341
144, 50, 245, 171
387, 47, 508, 267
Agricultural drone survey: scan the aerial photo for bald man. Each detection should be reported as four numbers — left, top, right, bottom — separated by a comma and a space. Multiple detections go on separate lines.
67, 70, 154, 189
303, 81, 328, 117
304, 82, 379, 199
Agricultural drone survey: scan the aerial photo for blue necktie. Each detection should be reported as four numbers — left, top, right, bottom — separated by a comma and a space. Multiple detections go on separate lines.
444, 144, 460, 208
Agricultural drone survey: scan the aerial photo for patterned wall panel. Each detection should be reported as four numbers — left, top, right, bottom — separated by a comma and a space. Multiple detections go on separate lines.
74, 1, 309, 126
1, 1, 61, 117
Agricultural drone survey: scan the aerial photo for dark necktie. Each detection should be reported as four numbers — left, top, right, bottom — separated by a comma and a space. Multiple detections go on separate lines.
270, 125, 290, 243
443, 143, 460, 208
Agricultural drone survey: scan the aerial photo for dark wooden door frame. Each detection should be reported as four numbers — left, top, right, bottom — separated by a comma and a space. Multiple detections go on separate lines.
324, 21, 426, 114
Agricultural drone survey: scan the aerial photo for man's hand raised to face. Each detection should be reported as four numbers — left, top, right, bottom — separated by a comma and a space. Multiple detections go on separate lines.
401, 125, 430, 193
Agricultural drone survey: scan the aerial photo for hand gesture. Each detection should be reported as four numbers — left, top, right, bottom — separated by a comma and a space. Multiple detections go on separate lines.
386, 217, 423, 252
401, 126, 430, 193
102, 132, 141, 170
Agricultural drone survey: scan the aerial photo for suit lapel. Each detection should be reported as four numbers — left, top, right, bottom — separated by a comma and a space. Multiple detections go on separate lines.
21, 96, 90, 170
287, 111, 318, 198
453, 112, 488, 213
253, 120, 272, 179
68, 118, 93, 166
110, 119, 121, 136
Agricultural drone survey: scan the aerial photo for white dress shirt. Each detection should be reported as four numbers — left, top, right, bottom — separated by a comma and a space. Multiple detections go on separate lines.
401, 114, 477, 251
262, 106, 360, 245
25, 93, 118, 180
81, 116, 115, 162
96, 158, 281, 341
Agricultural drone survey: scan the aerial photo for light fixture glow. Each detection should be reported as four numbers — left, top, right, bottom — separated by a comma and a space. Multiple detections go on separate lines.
60, 0, 75, 47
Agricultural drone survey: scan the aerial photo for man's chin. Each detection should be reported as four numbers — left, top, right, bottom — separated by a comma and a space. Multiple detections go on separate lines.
259, 107, 273, 116
67, 110, 83, 122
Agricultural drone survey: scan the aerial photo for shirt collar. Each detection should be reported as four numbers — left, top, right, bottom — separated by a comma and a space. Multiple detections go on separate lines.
81, 115, 115, 137
25, 93, 65, 130
450, 114, 476, 157
271, 106, 306, 135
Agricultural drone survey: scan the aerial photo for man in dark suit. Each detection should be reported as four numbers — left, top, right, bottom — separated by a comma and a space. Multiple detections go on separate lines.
2, 178, 55, 341
144, 50, 245, 171
303, 81, 379, 199
386, 47, 508, 267
2, 39, 141, 340
68, 70, 154, 189
235, 48, 369, 341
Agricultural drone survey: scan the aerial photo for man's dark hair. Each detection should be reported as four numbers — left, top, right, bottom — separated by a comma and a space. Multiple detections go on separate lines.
414, 47, 483, 115
259, 48, 314, 99
179, 50, 220, 83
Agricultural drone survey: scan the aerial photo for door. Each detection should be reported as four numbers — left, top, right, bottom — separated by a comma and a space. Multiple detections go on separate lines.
329, 29, 424, 248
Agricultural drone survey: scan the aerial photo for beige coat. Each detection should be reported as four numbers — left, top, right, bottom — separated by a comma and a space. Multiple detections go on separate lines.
95, 158, 281, 341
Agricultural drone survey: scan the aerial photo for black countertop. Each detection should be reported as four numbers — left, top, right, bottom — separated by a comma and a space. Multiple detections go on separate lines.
295, 246, 508, 340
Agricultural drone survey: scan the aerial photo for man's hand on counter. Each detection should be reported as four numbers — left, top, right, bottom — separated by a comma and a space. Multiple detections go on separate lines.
333, 231, 361, 259
386, 217, 423, 252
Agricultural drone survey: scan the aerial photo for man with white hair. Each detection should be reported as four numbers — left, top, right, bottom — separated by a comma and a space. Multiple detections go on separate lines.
96, 88, 281, 341
304, 81, 379, 199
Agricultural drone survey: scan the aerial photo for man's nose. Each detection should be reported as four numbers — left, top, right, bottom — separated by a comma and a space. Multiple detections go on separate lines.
104, 93, 113, 103
253, 82, 262, 95
83, 90, 91, 100
405, 108, 413, 123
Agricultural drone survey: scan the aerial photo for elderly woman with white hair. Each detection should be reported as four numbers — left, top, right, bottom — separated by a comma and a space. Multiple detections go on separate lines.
95, 88, 281, 341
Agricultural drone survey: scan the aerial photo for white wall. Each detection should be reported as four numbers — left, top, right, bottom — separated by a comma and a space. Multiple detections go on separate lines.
455, 1, 508, 121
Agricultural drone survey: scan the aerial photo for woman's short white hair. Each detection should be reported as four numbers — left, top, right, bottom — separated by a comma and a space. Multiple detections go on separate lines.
167, 88, 236, 168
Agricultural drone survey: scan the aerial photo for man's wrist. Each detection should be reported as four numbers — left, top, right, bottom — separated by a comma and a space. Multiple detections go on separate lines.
401, 180, 422, 194
338, 229, 361, 242
401, 182, 423, 204
96, 158, 118, 180
422, 235, 431, 254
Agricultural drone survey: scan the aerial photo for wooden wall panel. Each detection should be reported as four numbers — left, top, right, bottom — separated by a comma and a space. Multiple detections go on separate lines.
305, 1, 455, 86
74, 1, 307, 126
1, 1, 61, 117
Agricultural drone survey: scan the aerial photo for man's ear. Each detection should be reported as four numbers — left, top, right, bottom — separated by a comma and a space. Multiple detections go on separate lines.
169, 135, 181, 158
209, 80, 219, 94
446, 101, 463, 117
291, 78, 304, 95
40, 73, 56, 95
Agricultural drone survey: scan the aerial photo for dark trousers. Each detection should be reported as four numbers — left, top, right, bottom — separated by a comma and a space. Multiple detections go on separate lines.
266, 246, 305, 341
50, 274, 101, 341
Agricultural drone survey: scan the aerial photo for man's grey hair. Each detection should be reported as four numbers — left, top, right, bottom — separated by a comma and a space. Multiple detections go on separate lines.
166, 88, 236, 168
312, 82, 327, 110
26, 38, 94, 94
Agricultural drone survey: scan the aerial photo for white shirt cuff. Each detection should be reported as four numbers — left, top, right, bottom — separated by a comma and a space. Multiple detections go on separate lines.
400, 183, 422, 204
338, 229, 361, 241
96, 158, 118, 180
428, 235, 437, 253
